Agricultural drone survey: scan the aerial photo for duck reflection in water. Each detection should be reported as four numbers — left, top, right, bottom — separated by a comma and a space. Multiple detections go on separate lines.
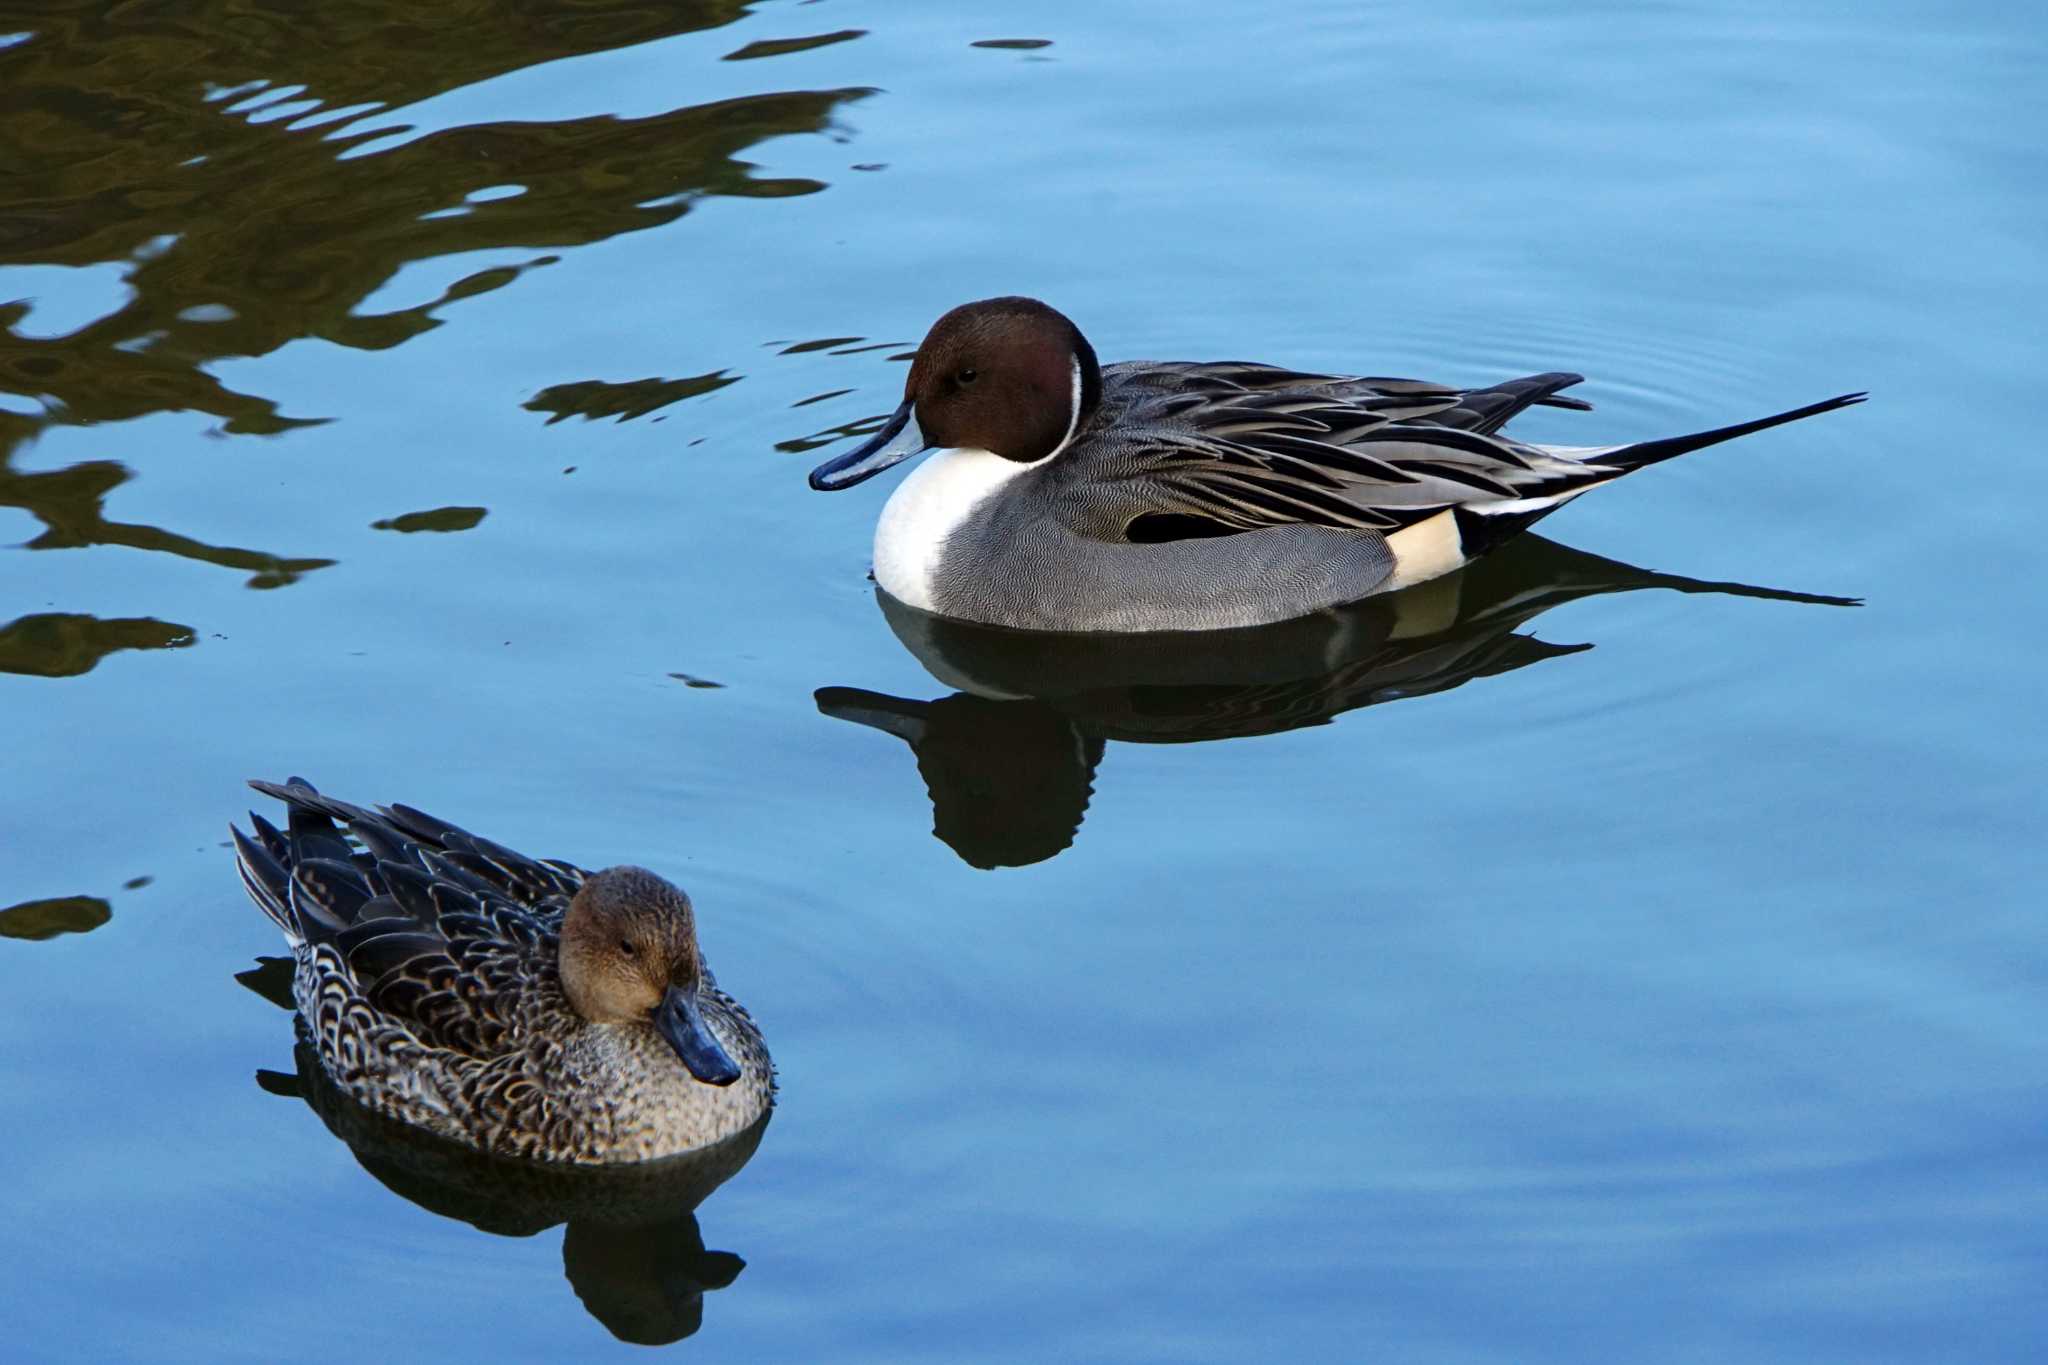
818, 534, 1856, 869
238, 956, 763, 1346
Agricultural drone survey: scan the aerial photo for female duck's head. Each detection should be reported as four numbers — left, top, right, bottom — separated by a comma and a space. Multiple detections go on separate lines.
809, 296, 1102, 489
558, 866, 741, 1086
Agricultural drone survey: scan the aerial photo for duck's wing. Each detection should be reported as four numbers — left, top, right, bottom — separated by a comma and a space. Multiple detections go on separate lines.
244, 777, 586, 908
1122, 362, 1592, 432
1421, 371, 1595, 434
1104, 369, 1613, 541
233, 777, 585, 1060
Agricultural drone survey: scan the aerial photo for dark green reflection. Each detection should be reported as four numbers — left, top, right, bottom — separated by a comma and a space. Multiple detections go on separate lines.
724, 29, 867, 62
371, 505, 486, 533
775, 409, 891, 454
0, 414, 335, 586
0, 895, 112, 940
0, 611, 194, 676
819, 535, 1858, 869
238, 956, 763, 1346
0, 1, 870, 581
527, 371, 740, 424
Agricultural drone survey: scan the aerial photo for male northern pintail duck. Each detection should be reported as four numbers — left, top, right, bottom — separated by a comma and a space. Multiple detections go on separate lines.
809, 296, 1865, 633
231, 778, 772, 1164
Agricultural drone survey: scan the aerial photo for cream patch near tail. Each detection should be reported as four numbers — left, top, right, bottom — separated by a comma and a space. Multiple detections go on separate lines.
1382, 510, 1469, 592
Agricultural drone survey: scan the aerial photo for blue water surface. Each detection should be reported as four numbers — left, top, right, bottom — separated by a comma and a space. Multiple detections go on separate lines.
3, 1, 2044, 1360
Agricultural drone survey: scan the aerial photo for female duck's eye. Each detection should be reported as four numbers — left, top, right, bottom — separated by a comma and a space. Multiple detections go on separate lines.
618, 939, 637, 957
957, 368, 978, 386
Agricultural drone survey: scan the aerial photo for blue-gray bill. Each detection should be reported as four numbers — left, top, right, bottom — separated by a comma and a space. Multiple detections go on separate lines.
809, 400, 926, 490
656, 984, 741, 1086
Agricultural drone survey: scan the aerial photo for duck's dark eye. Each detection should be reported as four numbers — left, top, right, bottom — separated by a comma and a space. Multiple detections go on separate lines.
618, 939, 637, 957
957, 368, 978, 386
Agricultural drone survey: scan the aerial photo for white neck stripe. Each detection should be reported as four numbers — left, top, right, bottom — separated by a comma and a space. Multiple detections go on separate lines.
1049, 356, 1084, 461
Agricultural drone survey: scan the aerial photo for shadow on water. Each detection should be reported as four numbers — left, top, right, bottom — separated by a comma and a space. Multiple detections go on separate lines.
819, 535, 1859, 869
237, 957, 763, 1346
0, 0, 870, 592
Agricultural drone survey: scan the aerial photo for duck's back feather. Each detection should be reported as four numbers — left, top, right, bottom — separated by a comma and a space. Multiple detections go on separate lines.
236, 777, 581, 1065
1079, 363, 1613, 544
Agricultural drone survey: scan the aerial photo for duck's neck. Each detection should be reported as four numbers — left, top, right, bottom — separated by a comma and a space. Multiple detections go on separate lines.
874, 446, 1053, 613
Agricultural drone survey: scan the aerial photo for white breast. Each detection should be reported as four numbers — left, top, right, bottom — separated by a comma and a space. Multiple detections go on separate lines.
871, 357, 1086, 611
872, 447, 1034, 611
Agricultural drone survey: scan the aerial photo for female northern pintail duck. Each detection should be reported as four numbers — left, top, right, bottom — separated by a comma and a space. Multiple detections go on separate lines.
231, 778, 771, 1164
809, 297, 1865, 633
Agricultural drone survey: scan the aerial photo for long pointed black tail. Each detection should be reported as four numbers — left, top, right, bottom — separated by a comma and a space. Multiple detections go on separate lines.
1598, 392, 1866, 472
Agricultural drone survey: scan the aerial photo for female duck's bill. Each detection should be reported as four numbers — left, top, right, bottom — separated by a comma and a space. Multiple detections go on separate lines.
809, 400, 927, 490
655, 976, 742, 1086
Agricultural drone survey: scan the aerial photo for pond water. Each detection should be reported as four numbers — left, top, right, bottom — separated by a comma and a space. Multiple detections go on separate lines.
4, 1, 2043, 1359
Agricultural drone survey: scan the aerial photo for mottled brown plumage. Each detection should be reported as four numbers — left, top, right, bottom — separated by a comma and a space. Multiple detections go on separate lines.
231, 778, 772, 1163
